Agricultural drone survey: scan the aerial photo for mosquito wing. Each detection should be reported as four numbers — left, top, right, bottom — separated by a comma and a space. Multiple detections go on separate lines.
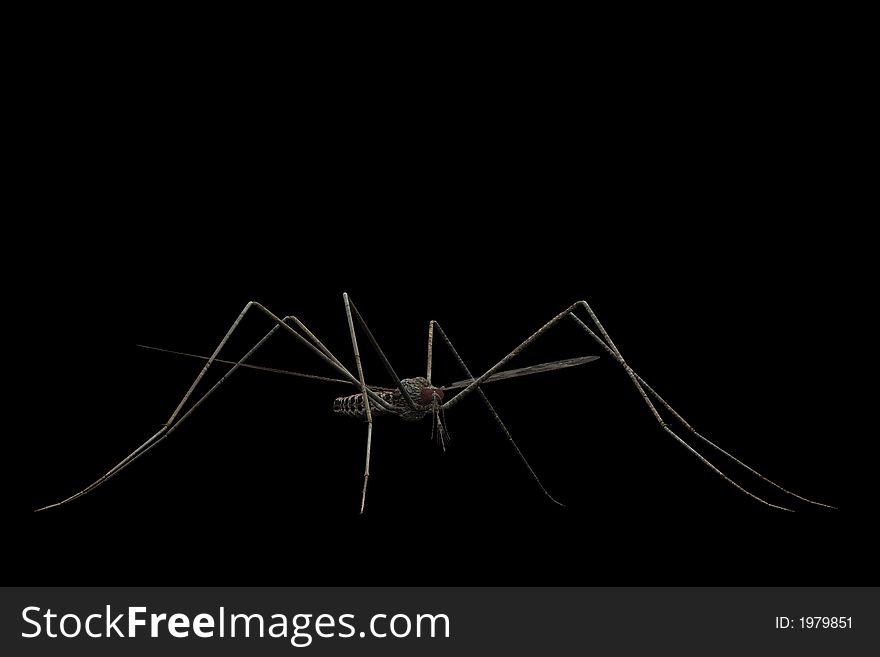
136, 344, 352, 385
444, 356, 599, 389
138, 346, 599, 391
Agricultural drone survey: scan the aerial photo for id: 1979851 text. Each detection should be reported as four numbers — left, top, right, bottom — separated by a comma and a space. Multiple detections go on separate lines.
775, 617, 852, 629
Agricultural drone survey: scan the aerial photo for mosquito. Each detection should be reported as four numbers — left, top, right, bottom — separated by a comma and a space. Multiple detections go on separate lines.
36, 294, 833, 513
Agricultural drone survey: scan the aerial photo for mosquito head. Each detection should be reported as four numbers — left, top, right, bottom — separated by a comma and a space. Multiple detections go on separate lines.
419, 385, 445, 403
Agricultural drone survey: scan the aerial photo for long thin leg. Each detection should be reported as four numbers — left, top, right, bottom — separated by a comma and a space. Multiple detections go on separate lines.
441, 300, 829, 511
426, 320, 435, 385
431, 321, 564, 506
37, 325, 281, 511
346, 294, 418, 411
442, 305, 577, 410
566, 302, 833, 509
167, 302, 368, 425
343, 293, 374, 514
37, 302, 395, 511
425, 319, 449, 449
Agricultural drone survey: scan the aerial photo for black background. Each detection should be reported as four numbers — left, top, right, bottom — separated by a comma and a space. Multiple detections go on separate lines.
12, 43, 873, 587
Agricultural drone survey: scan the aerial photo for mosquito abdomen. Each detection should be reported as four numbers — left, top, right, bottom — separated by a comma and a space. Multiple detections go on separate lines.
333, 390, 396, 420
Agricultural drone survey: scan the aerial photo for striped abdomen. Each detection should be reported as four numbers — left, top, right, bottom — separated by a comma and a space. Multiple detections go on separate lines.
333, 389, 396, 419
